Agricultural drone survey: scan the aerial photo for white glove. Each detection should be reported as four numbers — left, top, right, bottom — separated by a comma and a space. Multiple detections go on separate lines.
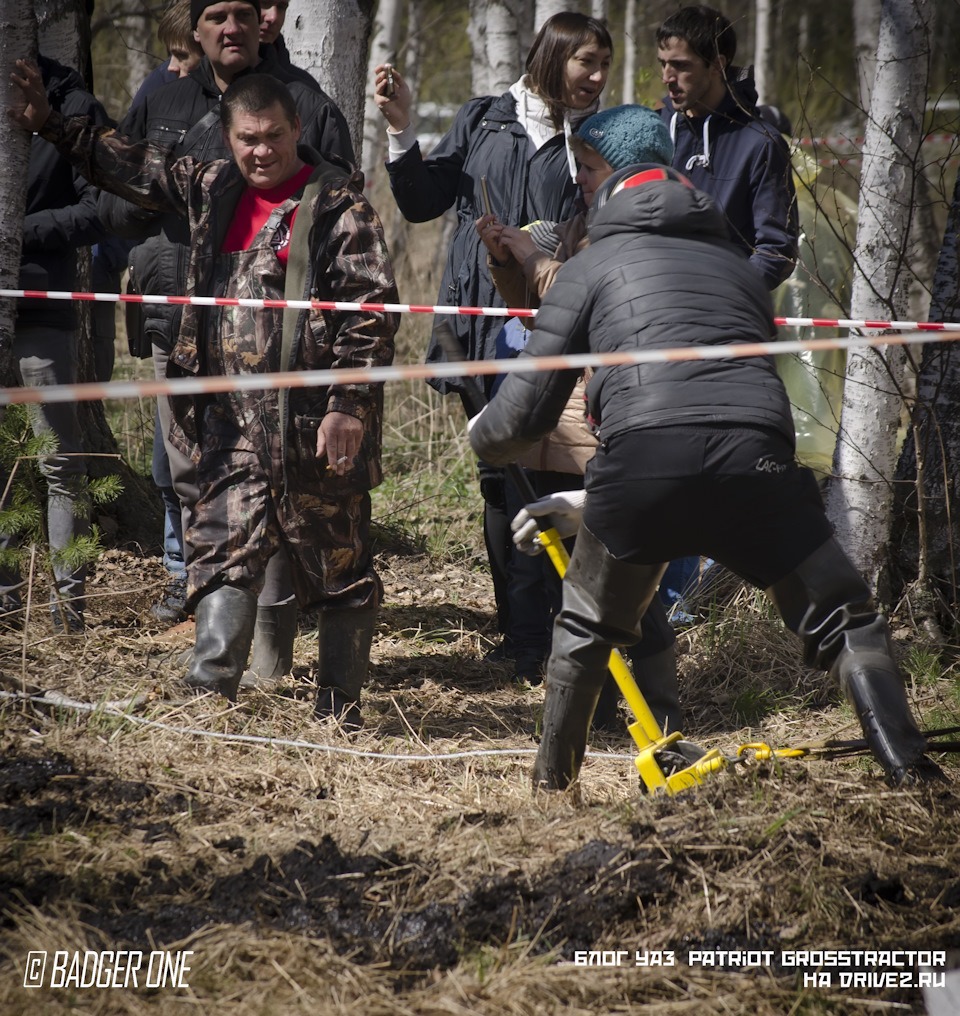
510, 489, 586, 556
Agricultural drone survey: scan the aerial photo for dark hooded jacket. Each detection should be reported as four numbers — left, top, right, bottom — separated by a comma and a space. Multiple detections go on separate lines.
386, 91, 583, 396
18, 55, 110, 330
99, 45, 355, 352
660, 68, 798, 291
469, 177, 795, 467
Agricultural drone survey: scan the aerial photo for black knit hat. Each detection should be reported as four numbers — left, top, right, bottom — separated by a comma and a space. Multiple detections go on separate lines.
191, 0, 261, 30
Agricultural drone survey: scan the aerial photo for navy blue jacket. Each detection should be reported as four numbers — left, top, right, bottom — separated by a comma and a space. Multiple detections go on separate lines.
19, 56, 110, 330
386, 91, 582, 396
469, 178, 793, 466
660, 70, 798, 290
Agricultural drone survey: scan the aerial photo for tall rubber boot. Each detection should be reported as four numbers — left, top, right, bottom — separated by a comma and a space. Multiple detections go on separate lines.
533, 525, 665, 790
767, 538, 941, 786
591, 648, 682, 735
239, 599, 298, 690
183, 585, 257, 702
831, 620, 942, 786
314, 608, 378, 730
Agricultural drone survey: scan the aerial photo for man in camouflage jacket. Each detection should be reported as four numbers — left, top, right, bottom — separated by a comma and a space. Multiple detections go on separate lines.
10, 65, 397, 724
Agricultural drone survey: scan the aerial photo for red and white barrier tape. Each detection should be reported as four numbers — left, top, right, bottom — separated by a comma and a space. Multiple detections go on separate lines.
2, 331, 960, 407
2, 289, 960, 332
1, 288, 528, 319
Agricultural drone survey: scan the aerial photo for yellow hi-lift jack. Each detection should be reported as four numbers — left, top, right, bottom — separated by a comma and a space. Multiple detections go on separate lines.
534, 524, 729, 794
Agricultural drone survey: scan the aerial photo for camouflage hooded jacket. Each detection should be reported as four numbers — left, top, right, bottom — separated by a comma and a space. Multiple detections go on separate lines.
40, 111, 398, 495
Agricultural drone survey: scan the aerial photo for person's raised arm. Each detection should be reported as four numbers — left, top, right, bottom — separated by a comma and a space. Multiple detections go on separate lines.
9, 58, 189, 220
8, 59, 51, 132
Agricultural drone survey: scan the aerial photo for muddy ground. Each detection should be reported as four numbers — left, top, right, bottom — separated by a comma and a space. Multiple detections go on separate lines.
1, 540, 959, 1015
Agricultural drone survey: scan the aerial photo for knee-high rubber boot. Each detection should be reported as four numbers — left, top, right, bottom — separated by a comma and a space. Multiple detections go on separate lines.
767, 538, 941, 786
239, 599, 298, 690
183, 585, 257, 702
314, 609, 378, 730
592, 648, 682, 735
626, 645, 683, 735
533, 525, 665, 790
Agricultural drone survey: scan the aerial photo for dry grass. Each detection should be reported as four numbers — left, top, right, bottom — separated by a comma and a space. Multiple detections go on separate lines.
0, 538, 958, 1015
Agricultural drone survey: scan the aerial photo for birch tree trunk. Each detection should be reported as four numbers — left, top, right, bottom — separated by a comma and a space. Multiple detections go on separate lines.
285, 0, 374, 160
535, 0, 578, 32
590, 0, 607, 21
468, 0, 489, 97
362, 0, 403, 181
824, 0, 933, 597
486, 0, 520, 96
622, 0, 637, 104
36, 0, 89, 81
0, 0, 36, 388
853, 0, 882, 113
753, 0, 774, 106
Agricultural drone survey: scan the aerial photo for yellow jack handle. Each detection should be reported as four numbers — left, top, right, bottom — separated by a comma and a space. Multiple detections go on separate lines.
537, 526, 726, 795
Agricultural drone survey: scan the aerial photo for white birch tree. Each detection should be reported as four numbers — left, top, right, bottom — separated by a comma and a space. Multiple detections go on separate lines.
36, 0, 90, 80
853, 0, 882, 112
468, 0, 489, 97
753, 0, 774, 106
486, 0, 520, 96
534, 0, 578, 32
285, 0, 374, 159
622, 0, 637, 104
362, 0, 404, 181
824, 0, 934, 595
0, 0, 37, 387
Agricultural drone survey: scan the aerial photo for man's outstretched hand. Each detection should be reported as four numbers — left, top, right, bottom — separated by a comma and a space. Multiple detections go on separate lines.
7, 59, 50, 133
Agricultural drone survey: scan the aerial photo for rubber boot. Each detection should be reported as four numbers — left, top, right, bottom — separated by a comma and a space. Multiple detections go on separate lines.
314, 608, 378, 730
533, 525, 666, 791
183, 585, 257, 702
239, 599, 297, 690
767, 538, 942, 786
831, 620, 943, 786
627, 645, 683, 735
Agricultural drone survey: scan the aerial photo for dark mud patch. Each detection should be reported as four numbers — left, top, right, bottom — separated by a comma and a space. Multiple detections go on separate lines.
3, 820, 670, 971
0, 753, 213, 840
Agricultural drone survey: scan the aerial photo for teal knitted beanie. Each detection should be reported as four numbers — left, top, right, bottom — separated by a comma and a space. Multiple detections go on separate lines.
575, 105, 674, 170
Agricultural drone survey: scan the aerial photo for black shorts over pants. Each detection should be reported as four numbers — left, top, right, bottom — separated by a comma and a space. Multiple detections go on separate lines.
582, 424, 832, 589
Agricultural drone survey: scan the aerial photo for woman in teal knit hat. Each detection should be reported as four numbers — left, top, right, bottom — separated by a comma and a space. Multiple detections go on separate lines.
474, 105, 685, 733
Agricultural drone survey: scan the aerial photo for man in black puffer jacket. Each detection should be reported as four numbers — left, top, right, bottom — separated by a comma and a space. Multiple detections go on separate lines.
469, 165, 942, 791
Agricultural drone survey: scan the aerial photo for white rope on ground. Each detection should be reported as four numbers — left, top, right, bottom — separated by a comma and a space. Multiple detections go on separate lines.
2, 331, 960, 407
0, 690, 637, 762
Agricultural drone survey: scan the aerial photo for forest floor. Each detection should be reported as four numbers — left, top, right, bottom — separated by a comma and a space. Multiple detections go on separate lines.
1, 536, 959, 1015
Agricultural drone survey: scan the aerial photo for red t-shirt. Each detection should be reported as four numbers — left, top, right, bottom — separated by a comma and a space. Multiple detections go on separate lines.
221, 162, 313, 267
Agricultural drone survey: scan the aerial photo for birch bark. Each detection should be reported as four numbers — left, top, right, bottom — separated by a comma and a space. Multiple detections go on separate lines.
825, 0, 934, 596
284, 0, 374, 159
